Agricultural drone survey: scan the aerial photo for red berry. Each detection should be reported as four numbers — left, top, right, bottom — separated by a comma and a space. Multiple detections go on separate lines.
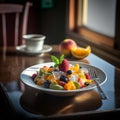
59, 81, 66, 87
85, 73, 90, 79
59, 59, 69, 72
31, 73, 37, 80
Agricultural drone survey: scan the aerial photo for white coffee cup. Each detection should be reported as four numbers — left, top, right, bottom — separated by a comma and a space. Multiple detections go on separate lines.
23, 34, 46, 51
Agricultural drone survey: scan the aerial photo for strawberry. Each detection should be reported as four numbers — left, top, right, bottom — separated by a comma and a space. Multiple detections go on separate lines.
51, 54, 69, 72
85, 73, 90, 79
59, 59, 69, 72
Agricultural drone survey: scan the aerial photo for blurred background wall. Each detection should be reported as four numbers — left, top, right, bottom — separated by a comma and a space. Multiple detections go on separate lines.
0, 0, 67, 46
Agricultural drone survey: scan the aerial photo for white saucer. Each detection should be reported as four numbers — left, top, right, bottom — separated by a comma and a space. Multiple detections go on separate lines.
16, 44, 52, 56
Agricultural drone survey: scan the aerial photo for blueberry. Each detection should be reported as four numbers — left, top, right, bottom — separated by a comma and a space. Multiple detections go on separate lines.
80, 66, 82, 69
43, 80, 51, 88
50, 66, 54, 68
66, 70, 72, 75
60, 75, 68, 83
84, 82, 89, 86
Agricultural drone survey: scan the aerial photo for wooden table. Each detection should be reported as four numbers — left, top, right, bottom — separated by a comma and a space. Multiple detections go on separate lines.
0, 45, 120, 120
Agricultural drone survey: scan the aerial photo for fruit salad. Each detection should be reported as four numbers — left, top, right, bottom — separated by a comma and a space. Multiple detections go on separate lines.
31, 54, 94, 90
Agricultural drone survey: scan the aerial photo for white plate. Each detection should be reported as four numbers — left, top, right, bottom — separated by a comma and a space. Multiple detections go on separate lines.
16, 44, 52, 55
20, 61, 107, 96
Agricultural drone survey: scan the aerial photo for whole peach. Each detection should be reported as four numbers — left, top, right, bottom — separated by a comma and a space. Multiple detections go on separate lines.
59, 39, 77, 57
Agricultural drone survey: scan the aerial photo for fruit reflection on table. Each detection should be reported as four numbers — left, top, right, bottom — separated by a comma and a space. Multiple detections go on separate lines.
20, 85, 102, 116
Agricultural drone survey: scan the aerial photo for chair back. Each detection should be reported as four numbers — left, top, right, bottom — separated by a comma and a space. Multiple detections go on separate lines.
0, 2, 32, 47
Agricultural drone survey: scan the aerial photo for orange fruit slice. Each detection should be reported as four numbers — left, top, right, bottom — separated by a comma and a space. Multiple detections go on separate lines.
71, 46, 91, 59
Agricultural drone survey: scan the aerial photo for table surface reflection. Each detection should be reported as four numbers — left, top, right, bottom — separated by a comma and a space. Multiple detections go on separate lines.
0, 45, 120, 119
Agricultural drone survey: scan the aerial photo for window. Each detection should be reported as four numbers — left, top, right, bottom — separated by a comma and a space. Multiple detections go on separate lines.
66, 0, 120, 68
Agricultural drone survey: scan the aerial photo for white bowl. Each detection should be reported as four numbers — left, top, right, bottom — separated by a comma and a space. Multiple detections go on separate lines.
20, 61, 107, 96
23, 34, 46, 52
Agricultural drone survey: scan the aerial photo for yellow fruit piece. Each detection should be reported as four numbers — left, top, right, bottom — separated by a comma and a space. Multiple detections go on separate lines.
69, 64, 79, 71
71, 46, 91, 59
78, 71, 86, 79
36, 78, 44, 85
47, 74, 54, 80
64, 81, 76, 90
85, 79, 94, 84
